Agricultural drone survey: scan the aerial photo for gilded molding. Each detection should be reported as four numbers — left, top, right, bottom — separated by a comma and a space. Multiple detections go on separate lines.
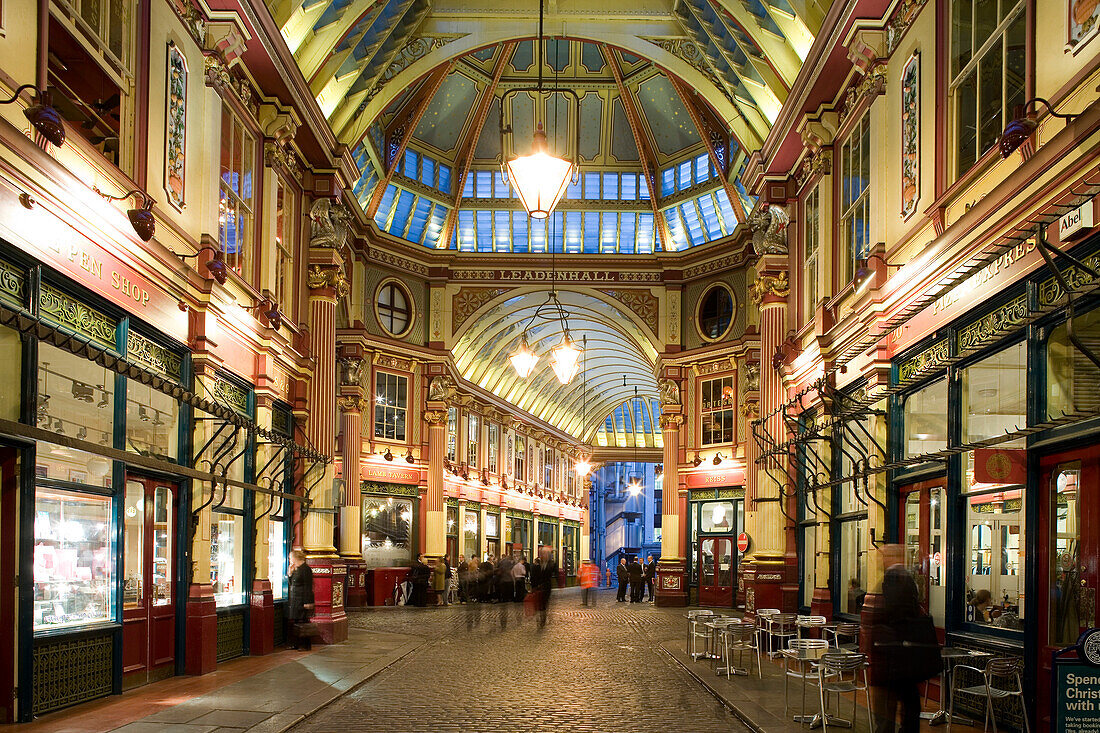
423, 409, 448, 425
367, 245, 429, 276
886, 0, 929, 53
264, 141, 302, 179
659, 413, 684, 430
597, 288, 659, 334
957, 293, 1029, 353
838, 62, 887, 128
338, 396, 370, 412
898, 338, 950, 382
658, 378, 681, 406
748, 271, 790, 305
338, 356, 365, 387
203, 55, 256, 114
452, 287, 512, 335
375, 353, 416, 372
739, 400, 759, 419
307, 265, 349, 298
796, 149, 833, 188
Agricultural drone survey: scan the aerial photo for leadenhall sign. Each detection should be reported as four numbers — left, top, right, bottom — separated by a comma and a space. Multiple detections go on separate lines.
451, 268, 661, 283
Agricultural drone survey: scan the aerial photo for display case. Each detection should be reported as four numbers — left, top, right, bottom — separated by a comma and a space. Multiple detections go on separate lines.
33, 488, 115, 631
211, 513, 245, 606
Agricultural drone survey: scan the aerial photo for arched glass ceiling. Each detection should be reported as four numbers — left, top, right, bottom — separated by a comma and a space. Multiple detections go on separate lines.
451, 290, 659, 439
594, 396, 663, 449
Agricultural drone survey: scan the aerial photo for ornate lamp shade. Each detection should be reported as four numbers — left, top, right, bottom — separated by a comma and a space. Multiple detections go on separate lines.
24, 94, 66, 148
999, 116, 1038, 159
506, 124, 572, 220
574, 457, 591, 476
549, 335, 581, 384
127, 196, 156, 242
510, 335, 539, 379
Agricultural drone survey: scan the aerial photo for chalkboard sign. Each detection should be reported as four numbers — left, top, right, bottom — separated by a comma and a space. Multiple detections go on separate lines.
1054, 629, 1100, 732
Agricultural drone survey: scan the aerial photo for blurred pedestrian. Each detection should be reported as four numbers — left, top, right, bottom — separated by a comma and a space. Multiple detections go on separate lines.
410, 553, 431, 607
457, 554, 470, 603
628, 556, 644, 603
615, 557, 629, 602
533, 548, 556, 628
580, 560, 599, 606
432, 555, 448, 606
287, 550, 315, 650
511, 554, 527, 602
479, 554, 494, 602
644, 554, 657, 602
498, 553, 515, 603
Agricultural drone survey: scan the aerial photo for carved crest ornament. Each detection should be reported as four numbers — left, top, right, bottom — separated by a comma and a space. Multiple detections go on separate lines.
748, 271, 790, 305
748, 203, 790, 255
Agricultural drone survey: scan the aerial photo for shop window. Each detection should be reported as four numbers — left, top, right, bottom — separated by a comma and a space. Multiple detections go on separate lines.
273, 177, 295, 313
838, 517, 868, 615
839, 113, 871, 282
698, 284, 734, 341
446, 407, 457, 462
446, 505, 457, 536
373, 372, 407, 442
126, 380, 180, 462
514, 435, 526, 481
544, 447, 553, 488
563, 525, 578, 577
960, 341, 1026, 630
1050, 463, 1081, 646
486, 513, 499, 541
361, 496, 412, 567
902, 378, 948, 458
219, 102, 256, 278
463, 509, 480, 560
538, 521, 557, 556
268, 507, 287, 601
466, 413, 479, 468
0, 324, 21, 420
38, 343, 116, 464
803, 185, 820, 321
487, 422, 499, 473
836, 413, 876, 514
211, 511, 245, 606
950, 0, 1026, 178
376, 281, 412, 338
802, 525, 816, 608
1047, 308, 1100, 418
700, 501, 735, 533
700, 376, 735, 446
33, 488, 115, 631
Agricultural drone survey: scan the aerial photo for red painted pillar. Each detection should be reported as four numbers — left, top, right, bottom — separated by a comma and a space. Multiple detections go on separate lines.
185, 583, 217, 675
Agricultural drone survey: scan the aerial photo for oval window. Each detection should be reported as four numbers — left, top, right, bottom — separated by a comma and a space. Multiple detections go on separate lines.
376, 280, 412, 337
698, 284, 734, 340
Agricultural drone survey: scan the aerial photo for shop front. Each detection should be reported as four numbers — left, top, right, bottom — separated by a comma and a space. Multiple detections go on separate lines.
505, 508, 533, 560
360, 480, 418, 605
686, 481, 745, 608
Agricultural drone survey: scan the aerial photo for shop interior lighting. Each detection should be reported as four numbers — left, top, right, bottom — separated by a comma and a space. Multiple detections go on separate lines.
999, 97, 1082, 159
0, 84, 66, 148
93, 186, 156, 241
171, 245, 228, 285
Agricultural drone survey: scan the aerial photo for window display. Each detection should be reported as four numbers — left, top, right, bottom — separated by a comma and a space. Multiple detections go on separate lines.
269, 515, 287, 600
38, 343, 116, 463
902, 378, 947, 458
463, 509, 479, 560
211, 512, 245, 606
699, 501, 734, 533
126, 381, 180, 462
839, 518, 867, 615
33, 488, 115, 631
362, 496, 413, 567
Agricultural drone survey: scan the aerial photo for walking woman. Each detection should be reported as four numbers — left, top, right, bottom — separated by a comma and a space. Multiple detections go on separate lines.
287, 550, 315, 650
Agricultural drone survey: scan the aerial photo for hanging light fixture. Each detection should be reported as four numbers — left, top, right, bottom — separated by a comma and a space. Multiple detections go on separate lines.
574, 335, 593, 477
627, 386, 642, 495
498, 0, 578, 220
509, 334, 539, 378
94, 187, 156, 241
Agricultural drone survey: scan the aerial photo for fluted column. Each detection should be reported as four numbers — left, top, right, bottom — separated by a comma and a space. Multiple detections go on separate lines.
337, 396, 366, 557
656, 408, 687, 606
423, 407, 448, 561
744, 260, 794, 613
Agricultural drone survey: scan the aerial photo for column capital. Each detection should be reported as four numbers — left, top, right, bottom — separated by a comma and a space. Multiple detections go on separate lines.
748, 270, 790, 306
338, 395, 370, 413
307, 263, 349, 299
659, 413, 684, 430
423, 409, 448, 425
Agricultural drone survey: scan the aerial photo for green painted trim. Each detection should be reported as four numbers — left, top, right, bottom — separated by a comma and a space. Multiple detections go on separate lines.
38, 282, 117, 347
689, 489, 718, 501
506, 508, 533, 519
956, 292, 1029, 352
898, 337, 950, 382
717, 487, 745, 499
361, 480, 419, 497
0, 257, 26, 308
126, 330, 183, 381
207, 374, 249, 417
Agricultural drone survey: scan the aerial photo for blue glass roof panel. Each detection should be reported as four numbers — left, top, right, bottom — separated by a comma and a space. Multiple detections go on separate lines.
405, 197, 432, 243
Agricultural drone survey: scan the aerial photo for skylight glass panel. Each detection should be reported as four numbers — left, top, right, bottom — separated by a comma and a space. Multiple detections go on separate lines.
566, 177, 582, 199
476, 170, 492, 197
512, 212, 529, 252
637, 213, 654, 253
531, 216, 547, 252
715, 188, 739, 228
547, 212, 564, 252
584, 172, 601, 200
388, 190, 415, 236
678, 161, 693, 191
680, 200, 705, 245
661, 167, 675, 197
583, 211, 599, 252
620, 213, 636, 254
621, 174, 637, 201
664, 208, 687, 251
600, 212, 617, 253
421, 156, 435, 188
424, 205, 447, 248
614, 406, 626, 434
602, 173, 618, 201
406, 197, 432, 243
494, 211, 510, 251
697, 194, 723, 239
640, 175, 651, 200
438, 164, 452, 194
374, 184, 398, 227
457, 210, 475, 250
403, 150, 418, 179
463, 174, 474, 198
565, 212, 582, 253
476, 210, 493, 251
695, 153, 710, 184
494, 171, 509, 198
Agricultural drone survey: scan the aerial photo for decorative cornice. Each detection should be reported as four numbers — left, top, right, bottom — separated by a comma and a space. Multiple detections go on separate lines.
748, 271, 790, 305
796, 149, 833, 188
169, 0, 205, 46
264, 140, 302, 179
367, 244, 429, 277
452, 287, 513, 335
739, 400, 759, 419
694, 358, 736, 376
886, 0, 930, 54
597, 288, 659, 334
423, 409, 448, 425
204, 54, 256, 115
838, 62, 887, 128
375, 353, 416, 372
338, 396, 370, 412
641, 36, 735, 105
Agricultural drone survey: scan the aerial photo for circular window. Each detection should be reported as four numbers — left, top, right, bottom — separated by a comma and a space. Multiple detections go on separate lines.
375, 279, 414, 338
697, 284, 735, 341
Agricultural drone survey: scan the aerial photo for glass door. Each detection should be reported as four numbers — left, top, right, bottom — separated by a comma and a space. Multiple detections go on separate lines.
698, 537, 734, 606
122, 476, 177, 686
1039, 447, 1100, 727
898, 478, 946, 627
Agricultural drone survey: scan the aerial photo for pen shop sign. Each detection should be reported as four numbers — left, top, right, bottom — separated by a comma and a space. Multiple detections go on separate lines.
1054, 628, 1100, 732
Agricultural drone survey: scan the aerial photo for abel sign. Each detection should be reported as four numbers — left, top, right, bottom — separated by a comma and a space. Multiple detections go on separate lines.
1054, 629, 1100, 732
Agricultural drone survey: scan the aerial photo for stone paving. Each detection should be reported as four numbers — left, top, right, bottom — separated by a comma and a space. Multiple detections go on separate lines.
291, 588, 748, 733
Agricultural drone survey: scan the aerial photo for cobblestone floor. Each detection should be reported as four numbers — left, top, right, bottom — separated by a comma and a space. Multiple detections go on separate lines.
291, 589, 748, 732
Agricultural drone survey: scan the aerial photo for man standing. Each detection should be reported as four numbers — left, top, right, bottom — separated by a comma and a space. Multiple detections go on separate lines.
644, 554, 657, 602
580, 561, 599, 606
456, 554, 469, 603
615, 557, 629, 602
628, 556, 644, 603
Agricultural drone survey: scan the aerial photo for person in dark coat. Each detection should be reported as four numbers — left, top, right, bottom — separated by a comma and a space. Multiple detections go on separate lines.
479, 555, 494, 602
615, 557, 629, 602
627, 557, 644, 603
870, 544, 923, 733
287, 550, 315, 650
644, 554, 657, 602
409, 553, 431, 607
532, 549, 556, 628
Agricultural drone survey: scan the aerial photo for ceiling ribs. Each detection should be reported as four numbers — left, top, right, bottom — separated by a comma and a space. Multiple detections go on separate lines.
437, 42, 518, 250
669, 74, 747, 223
295, 0, 381, 84
363, 62, 452, 219
710, 0, 803, 87
601, 45, 674, 252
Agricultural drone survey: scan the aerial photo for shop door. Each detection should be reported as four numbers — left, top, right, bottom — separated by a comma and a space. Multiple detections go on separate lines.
1039, 446, 1100, 726
122, 477, 178, 686
698, 537, 734, 606
898, 478, 946, 624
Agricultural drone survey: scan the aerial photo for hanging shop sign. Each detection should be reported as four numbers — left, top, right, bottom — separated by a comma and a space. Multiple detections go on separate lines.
973, 448, 1027, 485
684, 467, 745, 488
1053, 628, 1100, 732
1059, 200, 1095, 242
362, 463, 420, 485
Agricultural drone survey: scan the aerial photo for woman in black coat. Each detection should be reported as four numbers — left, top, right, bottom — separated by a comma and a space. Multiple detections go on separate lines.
287, 550, 315, 650
409, 553, 431, 607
